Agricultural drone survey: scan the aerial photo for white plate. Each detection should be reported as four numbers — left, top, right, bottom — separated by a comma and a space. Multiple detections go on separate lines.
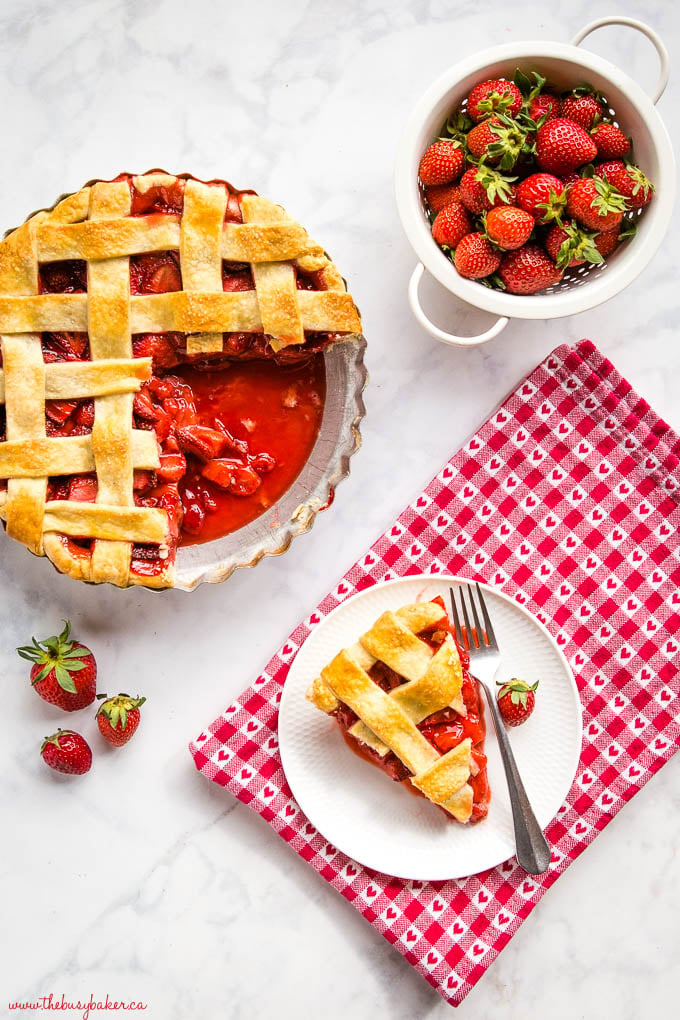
279, 576, 583, 880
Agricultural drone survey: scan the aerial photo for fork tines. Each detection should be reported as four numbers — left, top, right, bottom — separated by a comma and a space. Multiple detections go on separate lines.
449, 582, 499, 652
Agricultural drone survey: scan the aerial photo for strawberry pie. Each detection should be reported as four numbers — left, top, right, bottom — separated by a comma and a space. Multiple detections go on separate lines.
307, 597, 490, 823
0, 172, 363, 587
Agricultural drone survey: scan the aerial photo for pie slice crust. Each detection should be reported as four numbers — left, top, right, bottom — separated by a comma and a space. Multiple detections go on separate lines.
307, 598, 490, 824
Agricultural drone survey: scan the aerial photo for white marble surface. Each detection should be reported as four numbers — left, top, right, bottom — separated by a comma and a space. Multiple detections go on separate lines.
1, 1, 679, 1016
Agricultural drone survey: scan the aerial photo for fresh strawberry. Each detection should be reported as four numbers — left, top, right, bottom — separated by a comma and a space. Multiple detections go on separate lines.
496, 679, 539, 727
41, 729, 93, 775
466, 114, 530, 170
594, 160, 654, 209
418, 140, 465, 186
96, 693, 146, 747
528, 92, 560, 123
485, 206, 534, 250
431, 202, 472, 248
459, 165, 517, 215
591, 122, 630, 160
498, 245, 563, 294
535, 118, 597, 175
561, 170, 584, 189
18, 621, 97, 712
424, 182, 462, 214
453, 233, 501, 279
593, 227, 620, 258
594, 220, 636, 258
466, 78, 523, 123
567, 176, 627, 231
516, 172, 567, 223
560, 92, 603, 130
545, 220, 603, 269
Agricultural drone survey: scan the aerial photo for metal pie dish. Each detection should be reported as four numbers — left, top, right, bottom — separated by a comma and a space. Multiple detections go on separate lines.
4, 175, 368, 591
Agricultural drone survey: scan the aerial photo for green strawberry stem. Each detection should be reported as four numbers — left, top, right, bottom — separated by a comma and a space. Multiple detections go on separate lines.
17, 620, 89, 693
96, 693, 146, 731
496, 678, 539, 709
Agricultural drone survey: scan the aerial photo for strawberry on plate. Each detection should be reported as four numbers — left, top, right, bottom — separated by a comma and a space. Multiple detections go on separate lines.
466, 78, 523, 123
535, 118, 598, 175
496, 679, 539, 727
485, 205, 534, 250
453, 233, 501, 279
418, 140, 465, 186
431, 201, 472, 248
567, 176, 627, 231
18, 620, 97, 711
96, 693, 147, 747
498, 244, 563, 294
41, 729, 93, 775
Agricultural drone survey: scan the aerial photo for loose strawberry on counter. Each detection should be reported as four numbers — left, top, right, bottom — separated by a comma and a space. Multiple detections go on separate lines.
496, 679, 540, 727
41, 730, 93, 775
418, 67, 655, 295
96, 693, 147, 747
18, 621, 97, 711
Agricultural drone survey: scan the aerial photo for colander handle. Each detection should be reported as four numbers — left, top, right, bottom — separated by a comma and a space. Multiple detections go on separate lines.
572, 17, 670, 104
408, 263, 509, 347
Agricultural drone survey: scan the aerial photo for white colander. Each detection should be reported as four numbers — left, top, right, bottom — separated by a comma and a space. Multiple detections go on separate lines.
394, 17, 675, 347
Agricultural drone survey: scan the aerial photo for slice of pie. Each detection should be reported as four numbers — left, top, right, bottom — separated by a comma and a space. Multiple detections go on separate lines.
307, 596, 490, 823
0, 172, 362, 587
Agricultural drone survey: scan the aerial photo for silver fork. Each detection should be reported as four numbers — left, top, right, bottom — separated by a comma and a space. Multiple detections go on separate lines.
450, 582, 551, 875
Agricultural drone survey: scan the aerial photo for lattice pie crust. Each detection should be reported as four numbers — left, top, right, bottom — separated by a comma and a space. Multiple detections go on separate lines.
0, 173, 362, 587
307, 601, 476, 822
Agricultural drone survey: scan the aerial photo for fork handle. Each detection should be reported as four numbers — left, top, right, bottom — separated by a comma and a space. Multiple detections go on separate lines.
475, 675, 552, 875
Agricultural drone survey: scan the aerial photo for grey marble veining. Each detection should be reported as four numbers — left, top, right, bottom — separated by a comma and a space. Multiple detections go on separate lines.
1, 1, 679, 1017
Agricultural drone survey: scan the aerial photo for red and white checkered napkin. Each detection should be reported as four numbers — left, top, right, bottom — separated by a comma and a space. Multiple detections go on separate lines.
190, 339, 680, 1007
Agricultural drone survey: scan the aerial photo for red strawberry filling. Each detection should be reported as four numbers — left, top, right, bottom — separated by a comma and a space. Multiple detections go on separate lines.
26, 173, 330, 578
334, 600, 490, 823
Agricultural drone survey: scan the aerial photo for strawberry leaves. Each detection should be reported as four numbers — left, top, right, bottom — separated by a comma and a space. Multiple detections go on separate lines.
18, 620, 90, 692
496, 678, 539, 709
96, 693, 146, 731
